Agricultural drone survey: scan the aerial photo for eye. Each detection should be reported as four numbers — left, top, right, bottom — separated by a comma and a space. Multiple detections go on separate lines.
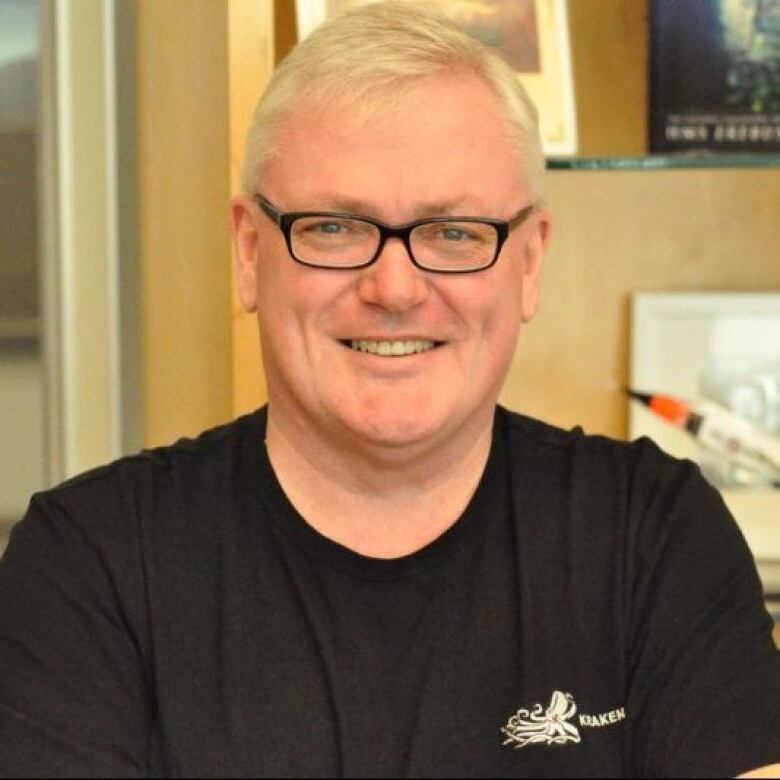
295, 217, 375, 239
431, 224, 486, 244
308, 220, 349, 235
440, 227, 469, 242
412, 221, 493, 255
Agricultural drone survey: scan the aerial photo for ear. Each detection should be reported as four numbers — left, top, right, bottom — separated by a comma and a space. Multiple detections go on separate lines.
230, 194, 260, 313
519, 208, 551, 323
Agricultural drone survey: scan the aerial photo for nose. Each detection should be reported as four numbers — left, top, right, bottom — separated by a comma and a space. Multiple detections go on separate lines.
356, 237, 429, 313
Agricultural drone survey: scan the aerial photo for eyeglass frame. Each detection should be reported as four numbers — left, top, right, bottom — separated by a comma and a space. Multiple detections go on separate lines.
254, 194, 536, 274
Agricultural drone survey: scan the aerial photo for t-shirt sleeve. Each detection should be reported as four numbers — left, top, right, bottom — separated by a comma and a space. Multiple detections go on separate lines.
0, 492, 153, 777
626, 450, 780, 778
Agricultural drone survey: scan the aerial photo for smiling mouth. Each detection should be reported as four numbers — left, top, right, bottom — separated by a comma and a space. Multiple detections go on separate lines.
340, 339, 443, 357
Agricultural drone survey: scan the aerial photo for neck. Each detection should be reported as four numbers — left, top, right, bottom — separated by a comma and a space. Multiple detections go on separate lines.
264, 404, 494, 559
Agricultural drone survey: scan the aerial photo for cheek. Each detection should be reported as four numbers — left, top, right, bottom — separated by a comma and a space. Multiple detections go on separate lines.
254, 236, 306, 316
255, 259, 350, 348
253, 235, 285, 307
451, 271, 524, 340
459, 273, 526, 377
253, 255, 308, 358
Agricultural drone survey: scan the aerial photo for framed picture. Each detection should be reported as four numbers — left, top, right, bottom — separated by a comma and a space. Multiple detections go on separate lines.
649, 0, 780, 153
630, 292, 780, 594
295, 0, 577, 156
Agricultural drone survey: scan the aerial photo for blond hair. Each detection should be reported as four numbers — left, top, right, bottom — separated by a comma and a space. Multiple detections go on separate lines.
241, 1, 545, 201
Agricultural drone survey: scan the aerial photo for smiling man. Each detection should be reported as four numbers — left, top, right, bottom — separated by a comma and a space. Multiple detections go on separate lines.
1, 2, 779, 778
230, 61, 547, 560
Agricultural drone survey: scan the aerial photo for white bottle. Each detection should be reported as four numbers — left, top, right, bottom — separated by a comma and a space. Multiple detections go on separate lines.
691, 398, 780, 486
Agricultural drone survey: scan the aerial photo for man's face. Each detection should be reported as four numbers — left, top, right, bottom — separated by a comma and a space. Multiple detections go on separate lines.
232, 73, 550, 453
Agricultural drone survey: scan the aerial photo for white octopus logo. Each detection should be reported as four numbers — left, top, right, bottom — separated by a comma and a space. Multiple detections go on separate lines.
501, 691, 581, 749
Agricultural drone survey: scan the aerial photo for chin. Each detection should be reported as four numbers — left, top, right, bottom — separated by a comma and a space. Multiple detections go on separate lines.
356, 419, 437, 449
334, 396, 450, 450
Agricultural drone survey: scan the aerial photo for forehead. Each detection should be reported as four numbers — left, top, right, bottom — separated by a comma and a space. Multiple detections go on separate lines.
261, 74, 526, 215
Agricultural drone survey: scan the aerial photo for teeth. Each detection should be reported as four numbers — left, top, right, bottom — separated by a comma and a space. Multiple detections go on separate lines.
349, 339, 436, 356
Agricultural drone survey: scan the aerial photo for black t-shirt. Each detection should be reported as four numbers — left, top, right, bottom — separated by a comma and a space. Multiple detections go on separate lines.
1, 406, 779, 778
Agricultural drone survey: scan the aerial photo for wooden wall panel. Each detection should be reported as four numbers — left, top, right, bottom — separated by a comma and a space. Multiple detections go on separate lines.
274, 0, 298, 65
500, 167, 780, 438
138, 0, 233, 447
567, 0, 648, 156
228, 0, 275, 417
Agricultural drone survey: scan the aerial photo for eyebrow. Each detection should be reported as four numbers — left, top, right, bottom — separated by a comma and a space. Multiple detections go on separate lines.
310, 194, 489, 219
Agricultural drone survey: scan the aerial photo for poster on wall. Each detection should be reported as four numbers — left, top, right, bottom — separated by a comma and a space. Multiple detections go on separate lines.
649, 0, 780, 153
295, 0, 577, 156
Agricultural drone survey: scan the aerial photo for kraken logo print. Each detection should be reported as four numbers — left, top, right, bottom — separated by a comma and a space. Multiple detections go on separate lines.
501, 690, 581, 749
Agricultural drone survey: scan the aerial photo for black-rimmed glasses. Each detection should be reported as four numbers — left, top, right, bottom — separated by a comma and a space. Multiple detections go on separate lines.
255, 194, 535, 274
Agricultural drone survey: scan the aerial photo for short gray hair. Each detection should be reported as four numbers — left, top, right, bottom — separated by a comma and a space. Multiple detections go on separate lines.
240, 1, 546, 201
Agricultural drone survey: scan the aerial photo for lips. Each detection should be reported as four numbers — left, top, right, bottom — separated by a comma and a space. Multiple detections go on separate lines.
340, 339, 442, 356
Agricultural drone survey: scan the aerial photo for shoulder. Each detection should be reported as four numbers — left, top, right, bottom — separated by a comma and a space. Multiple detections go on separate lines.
493, 405, 741, 556
495, 404, 688, 488
51, 407, 263, 492
2, 409, 269, 656
20, 408, 268, 545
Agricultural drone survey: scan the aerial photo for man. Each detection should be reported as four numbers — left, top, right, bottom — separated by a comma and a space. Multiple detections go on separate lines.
1, 3, 779, 777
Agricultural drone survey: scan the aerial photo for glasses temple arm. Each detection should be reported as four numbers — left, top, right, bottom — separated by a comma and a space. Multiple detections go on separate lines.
255, 194, 282, 226
508, 204, 536, 230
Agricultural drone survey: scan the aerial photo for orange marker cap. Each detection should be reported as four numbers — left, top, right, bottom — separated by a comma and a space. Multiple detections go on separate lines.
648, 394, 691, 428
